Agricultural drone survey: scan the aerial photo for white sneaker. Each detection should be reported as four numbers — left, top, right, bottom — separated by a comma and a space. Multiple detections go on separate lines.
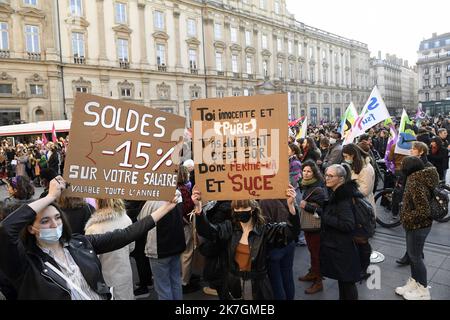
403, 283, 431, 300
395, 277, 417, 296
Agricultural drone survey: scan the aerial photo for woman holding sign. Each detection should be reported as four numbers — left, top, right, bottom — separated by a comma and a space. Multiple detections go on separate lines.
191, 185, 300, 300
0, 176, 178, 300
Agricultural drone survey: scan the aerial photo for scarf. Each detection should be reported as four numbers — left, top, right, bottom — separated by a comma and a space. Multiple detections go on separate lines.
301, 177, 318, 187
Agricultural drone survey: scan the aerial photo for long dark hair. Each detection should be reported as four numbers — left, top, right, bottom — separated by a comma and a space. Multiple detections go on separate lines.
20, 203, 72, 248
8, 175, 35, 200
288, 143, 301, 159
342, 143, 368, 174
302, 160, 324, 183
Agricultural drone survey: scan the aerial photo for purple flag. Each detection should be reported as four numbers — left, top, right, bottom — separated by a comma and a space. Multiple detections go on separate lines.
384, 125, 398, 173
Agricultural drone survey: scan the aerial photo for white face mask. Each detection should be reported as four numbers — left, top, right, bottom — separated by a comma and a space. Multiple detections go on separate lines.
329, 138, 337, 145
35, 225, 63, 243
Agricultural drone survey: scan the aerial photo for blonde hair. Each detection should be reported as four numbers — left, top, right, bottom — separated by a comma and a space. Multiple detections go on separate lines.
96, 198, 125, 212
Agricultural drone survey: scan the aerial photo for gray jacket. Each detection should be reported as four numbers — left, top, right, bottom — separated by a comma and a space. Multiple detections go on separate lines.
322, 142, 343, 170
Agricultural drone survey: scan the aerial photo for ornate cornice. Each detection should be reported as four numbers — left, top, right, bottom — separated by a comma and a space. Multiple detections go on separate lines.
288, 55, 297, 61
0, 72, 15, 81
261, 49, 272, 57
229, 44, 242, 52
152, 31, 169, 40
0, 3, 14, 15
65, 16, 90, 28
17, 7, 45, 20
25, 73, 46, 83
213, 41, 226, 49
245, 47, 256, 55
298, 57, 306, 63
186, 37, 201, 46
277, 52, 286, 59
113, 24, 133, 35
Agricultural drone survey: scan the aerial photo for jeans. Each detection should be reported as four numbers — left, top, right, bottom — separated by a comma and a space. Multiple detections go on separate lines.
267, 241, 296, 300
149, 255, 183, 300
406, 227, 431, 287
304, 232, 321, 277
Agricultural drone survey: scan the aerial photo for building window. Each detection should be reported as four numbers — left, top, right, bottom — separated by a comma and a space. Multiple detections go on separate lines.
447, 76, 450, 85
447, 64, 450, 72
435, 77, 441, 86
156, 44, 165, 66
436, 66, 440, 73
232, 54, 238, 73
245, 30, 251, 47
230, 26, 238, 43
277, 62, 283, 78
215, 52, 223, 71
0, 22, 8, 51
0, 84, 12, 95
76, 86, 88, 93
262, 34, 268, 49
263, 60, 268, 77
274, 0, 280, 14
30, 84, 44, 96
425, 92, 429, 101
72, 32, 85, 63
121, 88, 131, 98
243, 88, 249, 96
447, 90, 450, 98
232, 88, 240, 96
322, 50, 326, 61
259, 0, 266, 9
70, 0, 82, 16
24, 0, 37, 5
190, 85, 200, 99
309, 47, 313, 60
154, 10, 164, 30
298, 43, 303, 57
214, 23, 222, 40
289, 63, 294, 79
425, 79, 429, 87
434, 41, 440, 47
115, 2, 127, 24
310, 107, 317, 125
117, 38, 128, 61
187, 19, 196, 37
323, 69, 327, 83
424, 67, 429, 74
423, 42, 429, 49
216, 87, 225, 98
436, 92, 440, 100
25, 25, 40, 53
310, 66, 315, 82
246, 56, 252, 74
189, 49, 197, 70
288, 40, 293, 55
277, 37, 282, 52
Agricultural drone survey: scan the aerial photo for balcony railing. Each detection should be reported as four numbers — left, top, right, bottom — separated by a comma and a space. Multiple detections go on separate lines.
190, 68, 198, 75
158, 64, 167, 72
217, 71, 225, 76
233, 72, 241, 79
119, 59, 129, 69
247, 74, 254, 80
74, 56, 85, 64
0, 50, 10, 58
27, 52, 41, 60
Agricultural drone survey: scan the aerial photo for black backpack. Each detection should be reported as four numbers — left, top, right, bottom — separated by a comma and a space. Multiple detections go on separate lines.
352, 197, 376, 238
429, 185, 449, 220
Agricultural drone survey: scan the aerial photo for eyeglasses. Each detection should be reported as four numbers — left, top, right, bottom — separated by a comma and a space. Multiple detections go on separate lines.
325, 174, 339, 179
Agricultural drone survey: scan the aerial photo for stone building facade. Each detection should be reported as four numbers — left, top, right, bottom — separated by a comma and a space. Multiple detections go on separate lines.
417, 32, 450, 116
0, 0, 371, 126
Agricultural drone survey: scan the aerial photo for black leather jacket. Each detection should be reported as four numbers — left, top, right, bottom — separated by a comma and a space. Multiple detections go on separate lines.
0, 205, 156, 300
196, 206, 300, 300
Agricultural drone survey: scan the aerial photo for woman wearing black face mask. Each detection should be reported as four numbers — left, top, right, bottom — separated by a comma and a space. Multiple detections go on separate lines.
192, 185, 300, 300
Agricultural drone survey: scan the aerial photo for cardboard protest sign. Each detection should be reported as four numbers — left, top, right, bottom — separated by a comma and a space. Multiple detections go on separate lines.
63, 93, 185, 201
192, 94, 289, 201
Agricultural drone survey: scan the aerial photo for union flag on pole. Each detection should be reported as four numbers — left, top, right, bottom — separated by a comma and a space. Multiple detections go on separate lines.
51, 122, 57, 143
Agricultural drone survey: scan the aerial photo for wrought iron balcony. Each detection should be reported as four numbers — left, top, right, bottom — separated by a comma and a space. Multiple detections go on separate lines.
158, 64, 167, 72
119, 59, 130, 69
0, 50, 10, 59
74, 56, 85, 64
27, 52, 41, 60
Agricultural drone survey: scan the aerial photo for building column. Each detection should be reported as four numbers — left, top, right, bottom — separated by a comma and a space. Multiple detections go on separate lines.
138, 3, 148, 67
47, 70, 63, 120
173, 6, 183, 72
176, 80, 184, 116
96, 0, 107, 63
99, 75, 110, 97
142, 78, 150, 106
253, 26, 259, 79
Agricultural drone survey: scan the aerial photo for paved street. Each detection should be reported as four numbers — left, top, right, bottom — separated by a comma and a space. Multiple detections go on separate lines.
2, 183, 449, 300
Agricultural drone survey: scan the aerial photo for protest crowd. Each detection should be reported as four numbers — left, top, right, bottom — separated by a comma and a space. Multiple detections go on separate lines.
0, 97, 449, 301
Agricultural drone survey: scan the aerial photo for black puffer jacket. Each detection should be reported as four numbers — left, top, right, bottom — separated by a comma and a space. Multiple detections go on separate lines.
0, 205, 156, 300
320, 181, 360, 283
196, 207, 300, 300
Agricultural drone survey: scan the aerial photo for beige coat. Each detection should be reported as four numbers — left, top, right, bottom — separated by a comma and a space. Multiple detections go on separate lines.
85, 209, 135, 300
351, 159, 377, 216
